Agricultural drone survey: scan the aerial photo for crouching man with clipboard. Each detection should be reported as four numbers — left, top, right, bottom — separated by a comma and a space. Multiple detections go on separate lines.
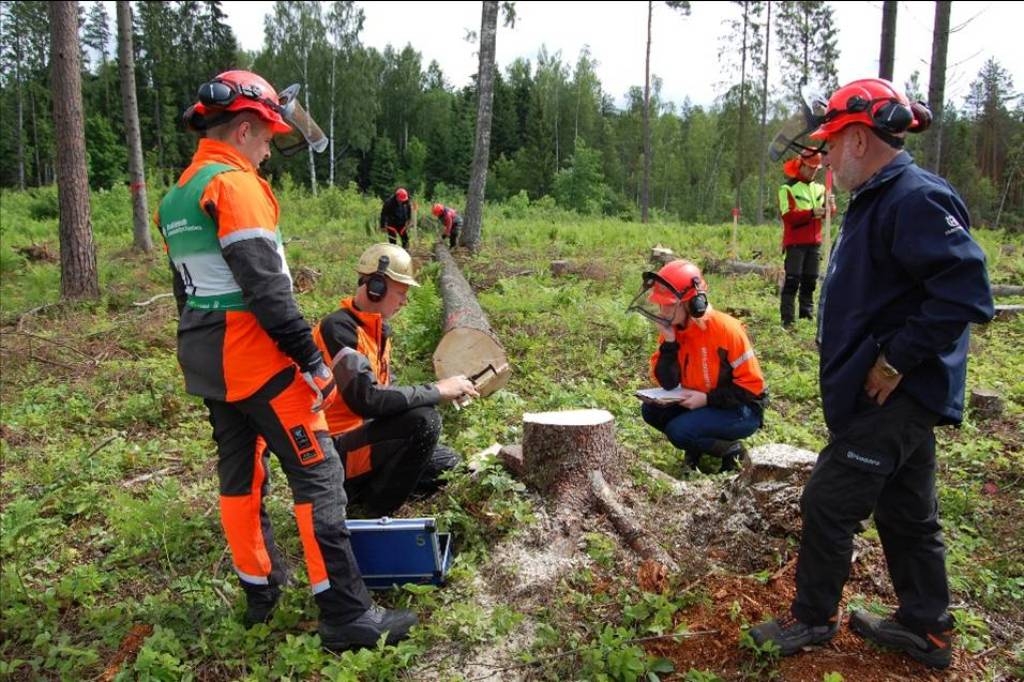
628, 260, 768, 473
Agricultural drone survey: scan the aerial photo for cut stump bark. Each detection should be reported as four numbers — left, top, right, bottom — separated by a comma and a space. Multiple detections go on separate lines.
521, 408, 621, 501
969, 388, 1004, 420
432, 242, 511, 397
650, 245, 675, 266
550, 259, 571, 277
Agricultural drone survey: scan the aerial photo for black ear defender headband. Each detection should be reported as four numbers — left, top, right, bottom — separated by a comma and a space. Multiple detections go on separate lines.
365, 255, 390, 302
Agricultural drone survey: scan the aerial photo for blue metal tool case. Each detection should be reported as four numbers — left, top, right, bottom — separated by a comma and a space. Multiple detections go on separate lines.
345, 517, 453, 590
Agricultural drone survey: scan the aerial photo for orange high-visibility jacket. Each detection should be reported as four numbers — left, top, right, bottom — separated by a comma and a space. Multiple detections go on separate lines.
156, 139, 322, 401
313, 298, 441, 477
649, 308, 767, 410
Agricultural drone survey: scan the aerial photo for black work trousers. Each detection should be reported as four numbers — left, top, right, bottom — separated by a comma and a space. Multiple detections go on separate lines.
781, 244, 821, 324
792, 392, 951, 635
205, 367, 371, 625
334, 406, 458, 517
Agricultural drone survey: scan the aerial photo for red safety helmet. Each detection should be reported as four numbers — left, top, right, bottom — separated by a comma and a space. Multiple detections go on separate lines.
396, 188, 409, 202
648, 260, 707, 305
800, 151, 822, 168
194, 70, 291, 133
810, 78, 916, 140
783, 151, 822, 179
432, 203, 444, 217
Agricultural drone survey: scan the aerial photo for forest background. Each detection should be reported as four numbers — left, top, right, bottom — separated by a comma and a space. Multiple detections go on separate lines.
0, 0, 1021, 230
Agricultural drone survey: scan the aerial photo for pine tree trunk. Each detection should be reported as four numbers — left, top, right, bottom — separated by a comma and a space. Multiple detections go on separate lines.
926, 1, 951, 173
755, 1, 771, 225
641, 1, 652, 224
50, 1, 99, 300
879, 1, 897, 80
733, 2, 749, 223
463, 1, 499, 251
117, 1, 152, 253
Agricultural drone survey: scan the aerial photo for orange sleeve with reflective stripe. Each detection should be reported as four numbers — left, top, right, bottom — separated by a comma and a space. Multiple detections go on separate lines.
201, 170, 280, 240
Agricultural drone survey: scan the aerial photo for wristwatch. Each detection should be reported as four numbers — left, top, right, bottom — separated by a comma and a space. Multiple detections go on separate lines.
876, 353, 901, 379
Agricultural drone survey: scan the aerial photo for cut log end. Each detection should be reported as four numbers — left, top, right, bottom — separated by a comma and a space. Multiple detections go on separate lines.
433, 327, 510, 397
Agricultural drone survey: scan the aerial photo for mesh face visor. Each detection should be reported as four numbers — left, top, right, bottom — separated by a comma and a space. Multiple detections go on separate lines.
626, 271, 680, 326
767, 90, 828, 161
272, 84, 328, 157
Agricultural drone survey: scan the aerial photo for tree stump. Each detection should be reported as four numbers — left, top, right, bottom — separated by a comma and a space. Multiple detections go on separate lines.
969, 388, 1004, 420
432, 243, 511, 397
550, 259, 571, 277
521, 409, 621, 502
650, 245, 675, 266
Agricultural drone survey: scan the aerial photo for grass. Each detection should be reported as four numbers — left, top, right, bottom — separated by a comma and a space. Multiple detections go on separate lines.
1, 182, 1022, 680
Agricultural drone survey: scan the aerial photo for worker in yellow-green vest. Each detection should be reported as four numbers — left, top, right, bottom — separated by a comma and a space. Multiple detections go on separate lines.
778, 151, 836, 327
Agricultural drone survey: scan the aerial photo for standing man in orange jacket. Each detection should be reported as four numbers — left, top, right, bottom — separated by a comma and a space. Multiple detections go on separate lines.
778, 151, 835, 328
156, 70, 415, 651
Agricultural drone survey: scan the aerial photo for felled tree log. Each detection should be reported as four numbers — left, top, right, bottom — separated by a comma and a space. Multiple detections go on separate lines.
992, 284, 1024, 297
433, 242, 510, 396
704, 258, 784, 288
590, 470, 679, 572
994, 304, 1023, 321
969, 388, 1004, 420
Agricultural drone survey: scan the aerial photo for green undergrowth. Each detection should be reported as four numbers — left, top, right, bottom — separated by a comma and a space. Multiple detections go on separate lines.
2, 184, 1022, 680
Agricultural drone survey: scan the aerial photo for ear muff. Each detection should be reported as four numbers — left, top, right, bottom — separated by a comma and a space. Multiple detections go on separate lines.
365, 255, 390, 302
870, 98, 914, 134
687, 277, 708, 318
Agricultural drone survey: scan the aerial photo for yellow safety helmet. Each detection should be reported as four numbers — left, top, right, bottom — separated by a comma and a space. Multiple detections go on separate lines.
356, 243, 420, 287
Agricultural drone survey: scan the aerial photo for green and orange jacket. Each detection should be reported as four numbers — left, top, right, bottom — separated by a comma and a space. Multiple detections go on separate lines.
156, 139, 322, 401
313, 298, 441, 476
649, 307, 767, 411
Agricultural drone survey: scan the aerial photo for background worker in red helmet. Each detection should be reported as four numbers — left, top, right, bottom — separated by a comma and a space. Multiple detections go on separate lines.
751, 78, 993, 670
431, 203, 463, 248
158, 70, 416, 652
629, 259, 767, 472
313, 244, 478, 517
778, 151, 835, 328
380, 187, 413, 248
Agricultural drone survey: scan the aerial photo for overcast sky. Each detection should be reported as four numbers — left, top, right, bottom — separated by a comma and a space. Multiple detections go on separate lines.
181, 1, 1024, 109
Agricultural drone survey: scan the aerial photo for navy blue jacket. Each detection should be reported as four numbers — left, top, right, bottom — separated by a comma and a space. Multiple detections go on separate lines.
817, 152, 993, 432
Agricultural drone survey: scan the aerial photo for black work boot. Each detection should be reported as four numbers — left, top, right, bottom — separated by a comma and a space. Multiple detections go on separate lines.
319, 605, 418, 652
707, 440, 747, 472
749, 612, 840, 655
850, 610, 952, 669
243, 585, 281, 627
